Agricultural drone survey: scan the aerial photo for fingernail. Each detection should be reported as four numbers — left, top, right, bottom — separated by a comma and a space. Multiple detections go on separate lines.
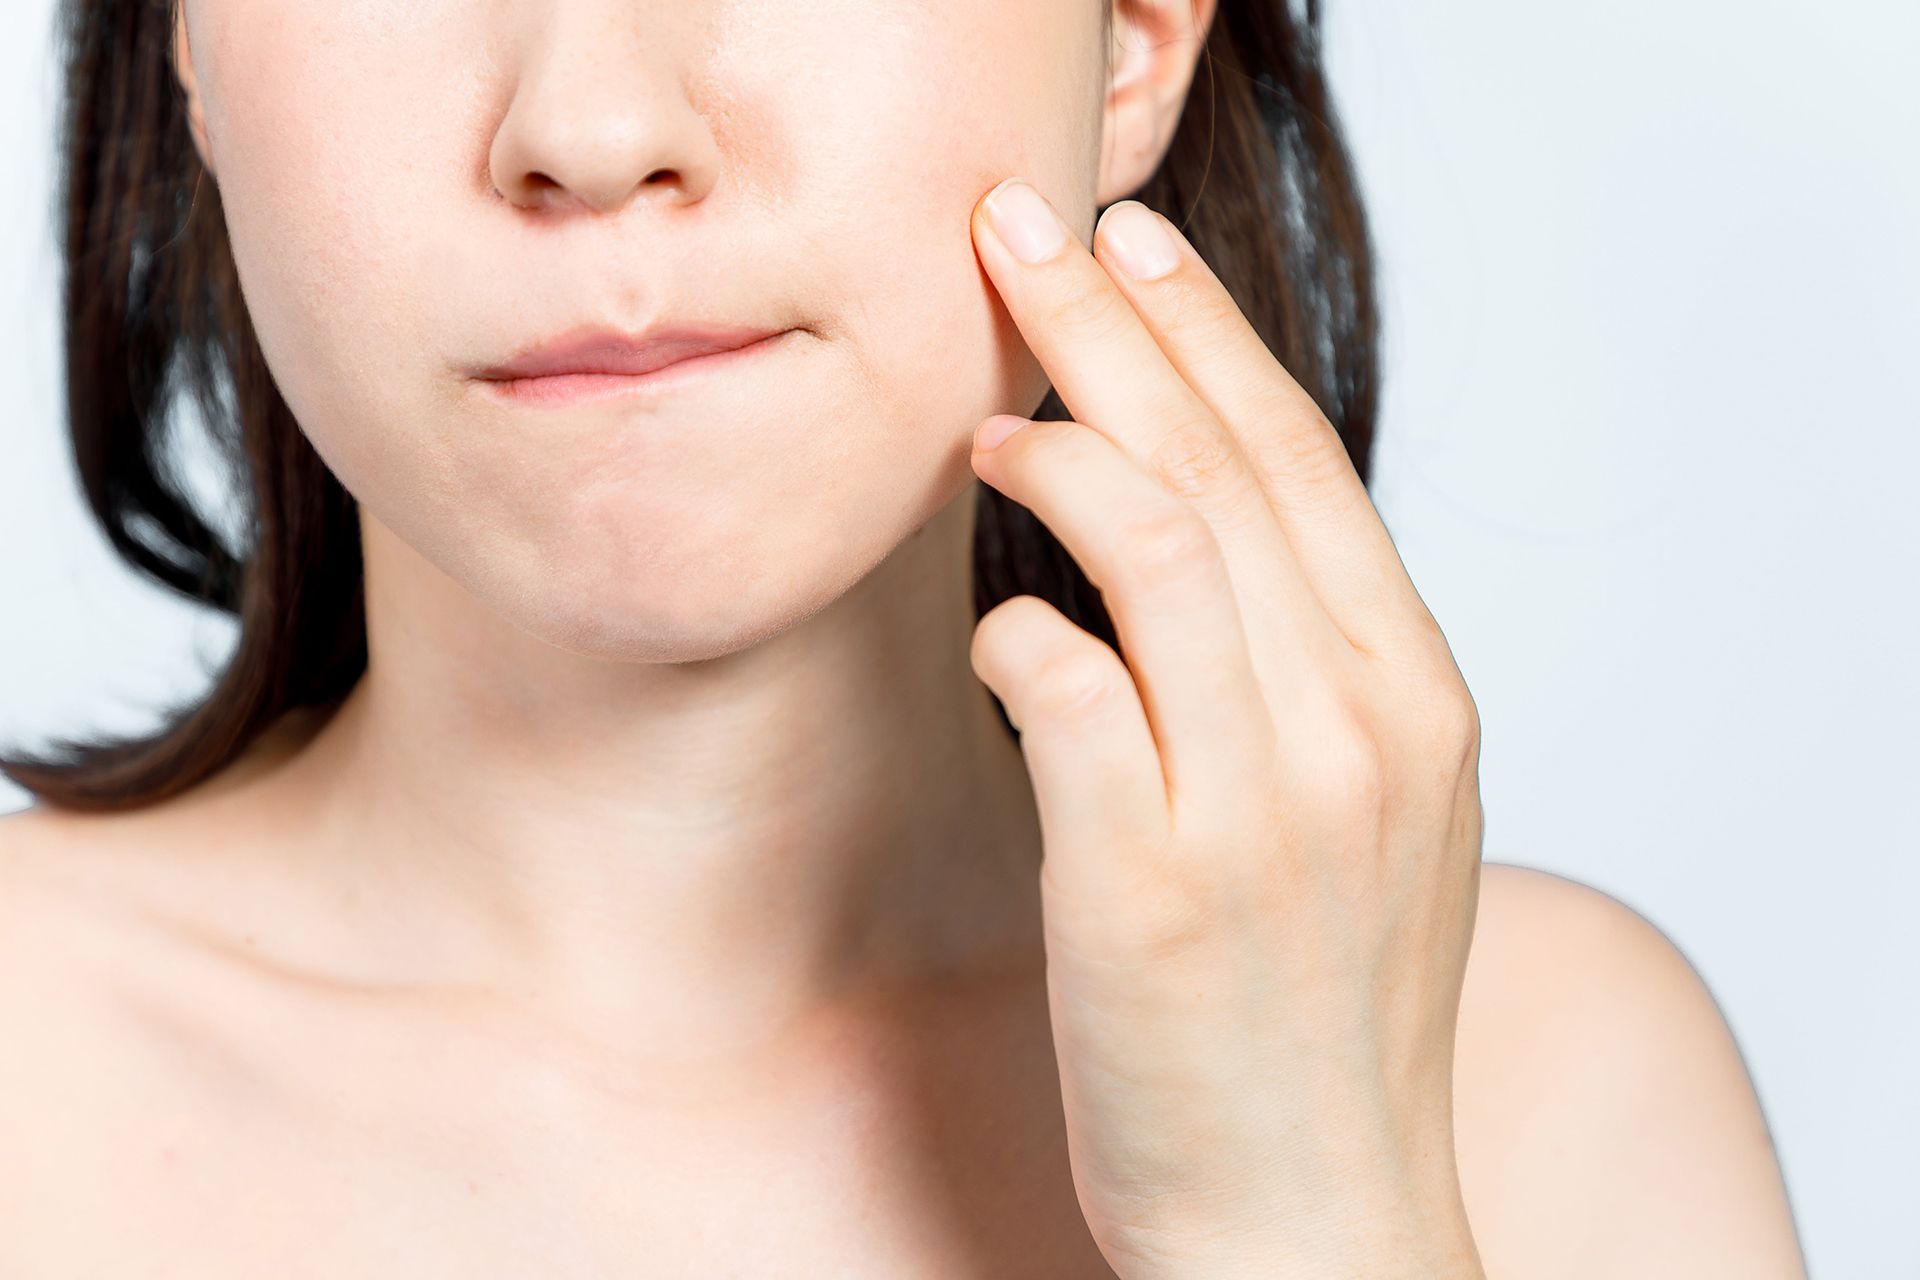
1099, 202, 1180, 280
975, 414, 1030, 452
984, 179, 1069, 265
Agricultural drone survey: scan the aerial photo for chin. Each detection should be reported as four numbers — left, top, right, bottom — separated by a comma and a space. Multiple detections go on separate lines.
484, 532, 859, 666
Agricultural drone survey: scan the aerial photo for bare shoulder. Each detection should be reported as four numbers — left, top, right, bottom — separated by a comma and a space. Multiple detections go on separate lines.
0, 802, 165, 945
0, 802, 329, 1269
0, 801, 163, 1038
0, 800, 228, 1082
0, 801, 284, 1265
0, 805, 153, 1202
1452, 862, 1807, 1279
0, 801, 66, 859
0, 797, 286, 1015
0, 803, 107, 948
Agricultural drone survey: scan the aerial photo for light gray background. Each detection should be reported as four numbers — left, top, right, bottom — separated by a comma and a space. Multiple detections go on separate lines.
2, 1, 1913, 1274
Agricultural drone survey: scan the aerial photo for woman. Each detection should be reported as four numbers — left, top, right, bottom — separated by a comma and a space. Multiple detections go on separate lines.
0, 0, 1805, 1274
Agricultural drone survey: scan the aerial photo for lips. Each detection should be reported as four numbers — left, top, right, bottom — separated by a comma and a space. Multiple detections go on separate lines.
472, 323, 789, 383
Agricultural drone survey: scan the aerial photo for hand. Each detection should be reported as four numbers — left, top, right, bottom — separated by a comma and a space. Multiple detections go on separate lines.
965, 177, 1488, 1280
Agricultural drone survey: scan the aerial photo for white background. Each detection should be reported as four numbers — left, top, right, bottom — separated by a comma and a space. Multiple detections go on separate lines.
2, 1, 1913, 1273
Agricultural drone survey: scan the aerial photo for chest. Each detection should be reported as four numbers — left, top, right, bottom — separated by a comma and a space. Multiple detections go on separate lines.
1, 967, 1121, 1279
33, 1135, 1116, 1278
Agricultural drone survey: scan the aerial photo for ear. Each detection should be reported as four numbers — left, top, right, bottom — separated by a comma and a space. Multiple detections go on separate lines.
1095, 0, 1220, 207
171, 0, 216, 178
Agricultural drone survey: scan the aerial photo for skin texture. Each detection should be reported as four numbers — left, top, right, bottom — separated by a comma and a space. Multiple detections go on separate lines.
149, 0, 1201, 1047
960, 186, 1493, 1276
0, 0, 1804, 1275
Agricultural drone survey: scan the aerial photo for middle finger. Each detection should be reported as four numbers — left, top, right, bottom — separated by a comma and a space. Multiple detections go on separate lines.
972, 176, 1351, 686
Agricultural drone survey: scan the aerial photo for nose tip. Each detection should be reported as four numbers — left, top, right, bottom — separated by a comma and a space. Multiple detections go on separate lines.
485, 19, 719, 218
502, 163, 689, 217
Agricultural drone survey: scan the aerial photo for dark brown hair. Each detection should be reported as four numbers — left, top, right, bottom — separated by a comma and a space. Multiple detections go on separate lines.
2, 0, 1378, 809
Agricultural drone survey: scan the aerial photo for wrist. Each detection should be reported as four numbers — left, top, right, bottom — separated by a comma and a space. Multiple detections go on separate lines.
1101, 1128, 1484, 1280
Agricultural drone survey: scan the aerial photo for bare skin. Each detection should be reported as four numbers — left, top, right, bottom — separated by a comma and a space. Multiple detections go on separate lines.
0, 707, 1801, 1277
0, 0, 1804, 1272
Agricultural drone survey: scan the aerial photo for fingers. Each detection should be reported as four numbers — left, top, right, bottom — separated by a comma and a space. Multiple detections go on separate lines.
971, 415, 1278, 832
971, 179, 1354, 698
972, 175, 1455, 681
969, 592, 1169, 894
1089, 201, 1447, 667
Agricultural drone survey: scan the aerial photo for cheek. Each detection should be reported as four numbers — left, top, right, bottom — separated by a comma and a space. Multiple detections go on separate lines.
202, 0, 483, 482
193, 0, 1102, 655
206, 0, 1094, 463
724, 0, 1100, 422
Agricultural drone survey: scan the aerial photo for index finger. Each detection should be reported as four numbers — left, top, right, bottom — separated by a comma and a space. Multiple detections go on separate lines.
977, 177, 1446, 668
971, 176, 1351, 682
972, 180, 1252, 497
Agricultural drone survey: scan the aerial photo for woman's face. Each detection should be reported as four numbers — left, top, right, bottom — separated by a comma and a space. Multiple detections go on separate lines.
173, 0, 1182, 660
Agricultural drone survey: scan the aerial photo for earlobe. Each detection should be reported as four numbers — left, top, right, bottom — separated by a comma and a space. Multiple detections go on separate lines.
171, 1, 215, 177
1094, 0, 1219, 208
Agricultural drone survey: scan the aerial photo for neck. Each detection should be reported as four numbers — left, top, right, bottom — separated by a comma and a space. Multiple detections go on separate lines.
262, 485, 1047, 1059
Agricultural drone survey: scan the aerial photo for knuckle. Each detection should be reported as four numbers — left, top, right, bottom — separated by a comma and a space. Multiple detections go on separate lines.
1030, 646, 1126, 722
1428, 683, 1482, 765
1387, 614, 1469, 691
1385, 651, 1481, 769
1298, 712, 1388, 814
1147, 416, 1244, 500
1043, 284, 1130, 340
1246, 403, 1359, 499
1112, 506, 1220, 592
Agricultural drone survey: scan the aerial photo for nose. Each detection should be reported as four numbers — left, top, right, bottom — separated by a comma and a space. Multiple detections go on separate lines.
487, 4, 720, 216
